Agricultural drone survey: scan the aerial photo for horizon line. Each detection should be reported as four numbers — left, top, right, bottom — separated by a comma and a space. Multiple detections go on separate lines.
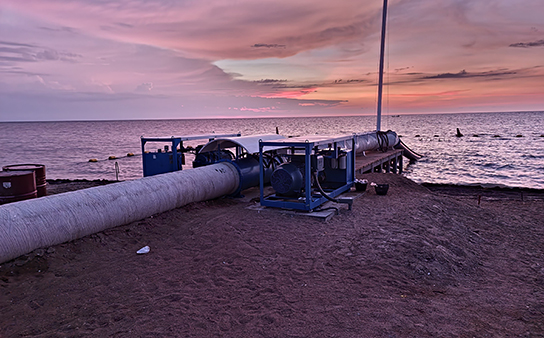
1, 110, 542, 123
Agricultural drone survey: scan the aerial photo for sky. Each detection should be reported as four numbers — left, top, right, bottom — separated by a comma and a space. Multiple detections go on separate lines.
1, 0, 543, 121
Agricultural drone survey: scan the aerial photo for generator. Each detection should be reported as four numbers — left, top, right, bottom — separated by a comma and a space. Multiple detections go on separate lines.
258, 135, 355, 211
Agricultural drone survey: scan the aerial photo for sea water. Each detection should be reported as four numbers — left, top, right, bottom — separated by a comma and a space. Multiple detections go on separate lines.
0, 111, 542, 189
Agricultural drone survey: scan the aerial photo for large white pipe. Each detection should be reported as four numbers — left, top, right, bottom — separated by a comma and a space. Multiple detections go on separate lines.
354, 131, 398, 154
0, 162, 240, 264
0, 131, 402, 264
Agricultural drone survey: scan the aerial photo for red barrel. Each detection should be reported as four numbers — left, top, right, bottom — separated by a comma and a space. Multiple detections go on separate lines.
2, 164, 47, 197
0, 171, 37, 205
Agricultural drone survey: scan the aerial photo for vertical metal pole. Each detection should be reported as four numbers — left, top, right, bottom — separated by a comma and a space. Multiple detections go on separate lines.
259, 142, 264, 205
114, 162, 119, 181
141, 137, 147, 177
172, 139, 179, 171
350, 138, 356, 183
305, 143, 312, 210
376, 0, 388, 131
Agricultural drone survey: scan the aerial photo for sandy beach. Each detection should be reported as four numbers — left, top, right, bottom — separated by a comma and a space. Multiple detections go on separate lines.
1, 173, 543, 337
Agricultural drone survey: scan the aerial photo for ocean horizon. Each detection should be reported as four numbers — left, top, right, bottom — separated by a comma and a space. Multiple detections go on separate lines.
1, 109, 541, 123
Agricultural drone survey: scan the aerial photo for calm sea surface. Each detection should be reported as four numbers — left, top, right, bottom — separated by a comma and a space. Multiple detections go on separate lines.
0, 112, 543, 189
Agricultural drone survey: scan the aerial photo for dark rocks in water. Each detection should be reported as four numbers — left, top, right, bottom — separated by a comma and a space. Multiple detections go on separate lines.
493, 135, 501, 138
472, 134, 479, 137
516, 134, 523, 138
456, 128, 464, 137
415, 134, 420, 137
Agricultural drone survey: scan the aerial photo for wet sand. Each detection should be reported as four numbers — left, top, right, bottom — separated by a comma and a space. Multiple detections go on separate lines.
1, 173, 543, 337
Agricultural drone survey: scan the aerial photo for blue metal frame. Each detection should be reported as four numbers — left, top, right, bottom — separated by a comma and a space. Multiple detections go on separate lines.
141, 133, 240, 177
259, 135, 355, 211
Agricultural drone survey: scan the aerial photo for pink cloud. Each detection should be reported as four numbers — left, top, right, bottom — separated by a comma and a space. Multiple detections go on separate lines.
395, 90, 470, 98
239, 106, 279, 113
2, 0, 383, 60
1, 0, 544, 120
257, 88, 318, 99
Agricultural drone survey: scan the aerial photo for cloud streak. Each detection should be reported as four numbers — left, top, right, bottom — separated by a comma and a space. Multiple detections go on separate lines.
0, 41, 81, 64
422, 69, 517, 80
252, 44, 286, 49
509, 39, 544, 48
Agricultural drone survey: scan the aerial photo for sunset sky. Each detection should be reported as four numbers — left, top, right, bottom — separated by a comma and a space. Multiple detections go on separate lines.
1, 0, 543, 121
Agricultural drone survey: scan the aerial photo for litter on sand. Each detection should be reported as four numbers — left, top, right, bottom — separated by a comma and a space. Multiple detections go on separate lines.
137, 246, 150, 254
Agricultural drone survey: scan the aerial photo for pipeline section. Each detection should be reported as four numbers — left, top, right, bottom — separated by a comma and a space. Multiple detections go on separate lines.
354, 131, 399, 154
0, 130, 410, 264
0, 162, 240, 264
394, 139, 423, 161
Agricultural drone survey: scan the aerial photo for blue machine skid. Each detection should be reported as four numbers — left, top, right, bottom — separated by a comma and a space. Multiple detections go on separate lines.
259, 135, 356, 211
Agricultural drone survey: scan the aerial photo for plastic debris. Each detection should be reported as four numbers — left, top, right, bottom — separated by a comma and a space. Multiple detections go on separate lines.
137, 246, 150, 254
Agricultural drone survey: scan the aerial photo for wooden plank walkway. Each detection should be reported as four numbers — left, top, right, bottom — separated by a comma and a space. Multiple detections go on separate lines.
355, 149, 404, 174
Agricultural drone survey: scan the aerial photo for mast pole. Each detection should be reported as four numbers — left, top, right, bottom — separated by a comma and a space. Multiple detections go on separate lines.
376, 0, 388, 131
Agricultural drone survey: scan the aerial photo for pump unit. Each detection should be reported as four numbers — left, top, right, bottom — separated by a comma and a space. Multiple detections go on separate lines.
259, 135, 355, 211
141, 133, 240, 177
192, 134, 287, 196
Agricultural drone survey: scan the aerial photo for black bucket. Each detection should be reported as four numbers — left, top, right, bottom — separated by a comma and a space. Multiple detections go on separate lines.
3, 164, 47, 197
355, 179, 368, 192
374, 183, 389, 195
0, 170, 37, 205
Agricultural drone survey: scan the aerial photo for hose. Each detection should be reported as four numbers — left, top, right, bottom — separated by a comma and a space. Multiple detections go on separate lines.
313, 172, 340, 203
376, 130, 391, 152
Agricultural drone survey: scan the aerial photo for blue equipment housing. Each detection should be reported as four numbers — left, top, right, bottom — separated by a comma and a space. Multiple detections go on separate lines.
140, 133, 356, 208
259, 135, 356, 211
141, 133, 240, 177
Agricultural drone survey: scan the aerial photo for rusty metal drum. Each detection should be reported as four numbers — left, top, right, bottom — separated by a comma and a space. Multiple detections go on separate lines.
2, 164, 47, 197
0, 171, 37, 205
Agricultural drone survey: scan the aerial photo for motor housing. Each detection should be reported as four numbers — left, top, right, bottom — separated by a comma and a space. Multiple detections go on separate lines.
270, 162, 303, 197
